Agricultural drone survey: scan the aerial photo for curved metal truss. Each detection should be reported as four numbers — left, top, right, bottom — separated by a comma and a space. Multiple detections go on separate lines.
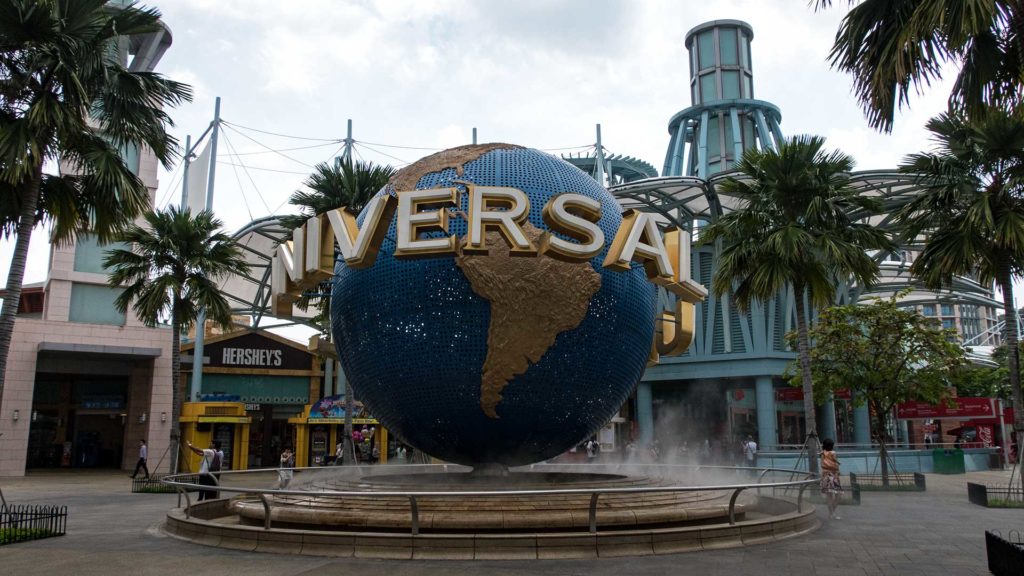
610, 170, 1004, 360
561, 152, 658, 186
220, 215, 320, 331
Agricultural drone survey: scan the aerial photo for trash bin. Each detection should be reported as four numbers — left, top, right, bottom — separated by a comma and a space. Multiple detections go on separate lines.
932, 448, 966, 474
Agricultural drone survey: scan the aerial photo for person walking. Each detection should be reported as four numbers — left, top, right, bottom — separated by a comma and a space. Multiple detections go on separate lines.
185, 440, 219, 501
820, 438, 843, 519
742, 435, 758, 465
278, 447, 295, 489
130, 439, 150, 480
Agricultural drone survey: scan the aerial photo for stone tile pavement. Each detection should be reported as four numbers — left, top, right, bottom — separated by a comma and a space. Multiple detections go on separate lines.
0, 468, 1020, 575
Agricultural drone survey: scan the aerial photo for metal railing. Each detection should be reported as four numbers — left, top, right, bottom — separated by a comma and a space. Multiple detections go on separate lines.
0, 504, 68, 545
162, 463, 818, 535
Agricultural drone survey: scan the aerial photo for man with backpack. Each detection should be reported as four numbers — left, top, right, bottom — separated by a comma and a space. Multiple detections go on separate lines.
742, 435, 758, 467
185, 440, 223, 500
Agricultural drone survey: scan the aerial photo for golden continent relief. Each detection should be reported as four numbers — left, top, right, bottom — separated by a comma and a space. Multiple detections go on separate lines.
456, 223, 602, 419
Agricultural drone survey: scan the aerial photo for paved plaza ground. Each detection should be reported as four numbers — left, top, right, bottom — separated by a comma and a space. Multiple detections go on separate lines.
0, 468, 1020, 575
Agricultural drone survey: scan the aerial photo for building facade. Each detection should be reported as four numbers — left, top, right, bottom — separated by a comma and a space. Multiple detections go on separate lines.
0, 12, 175, 477
616, 20, 1002, 456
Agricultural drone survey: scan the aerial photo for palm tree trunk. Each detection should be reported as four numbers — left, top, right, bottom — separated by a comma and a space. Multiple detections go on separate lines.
793, 282, 820, 475
169, 314, 182, 474
0, 167, 44, 412
344, 375, 355, 465
996, 264, 1022, 493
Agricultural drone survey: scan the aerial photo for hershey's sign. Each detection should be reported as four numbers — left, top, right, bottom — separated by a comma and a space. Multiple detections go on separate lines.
222, 348, 283, 367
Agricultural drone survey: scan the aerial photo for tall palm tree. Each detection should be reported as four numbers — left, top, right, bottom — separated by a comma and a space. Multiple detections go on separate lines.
104, 207, 249, 473
0, 1, 191, 410
894, 108, 1024, 490
284, 158, 395, 465
701, 135, 894, 474
815, 0, 1023, 132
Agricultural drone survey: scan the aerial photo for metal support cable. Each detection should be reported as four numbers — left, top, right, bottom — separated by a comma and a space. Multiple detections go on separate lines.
221, 120, 340, 142
220, 129, 273, 214
221, 123, 316, 168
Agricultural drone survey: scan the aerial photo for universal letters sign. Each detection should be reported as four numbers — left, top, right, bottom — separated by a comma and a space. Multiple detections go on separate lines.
271, 186, 709, 356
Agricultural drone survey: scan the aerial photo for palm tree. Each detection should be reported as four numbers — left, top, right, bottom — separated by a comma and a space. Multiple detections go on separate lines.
701, 135, 894, 474
104, 207, 249, 473
0, 1, 191, 411
284, 159, 395, 465
894, 108, 1024, 491
815, 0, 1022, 132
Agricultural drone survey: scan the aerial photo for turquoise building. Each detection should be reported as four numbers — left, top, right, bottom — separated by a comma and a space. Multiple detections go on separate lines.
607, 20, 1001, 454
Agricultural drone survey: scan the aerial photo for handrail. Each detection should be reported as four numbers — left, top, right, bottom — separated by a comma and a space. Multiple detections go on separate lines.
162, 463, 819, 534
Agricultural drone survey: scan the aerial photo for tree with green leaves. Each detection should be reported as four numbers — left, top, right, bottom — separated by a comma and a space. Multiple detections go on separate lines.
792, 296, 964, 485
283, 158, 395, 465
815, 0, 1023, 132
0, 1, 191, 413
895, 107, 1024, 489
104, 207, 249, 473
701, 135, 894, 474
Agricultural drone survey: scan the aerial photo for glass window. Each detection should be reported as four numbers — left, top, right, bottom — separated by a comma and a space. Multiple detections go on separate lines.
706, 115, 720, 159
74, 234, 128, 274
700, 73, 717, 102
941, 318, 956, 330
742, 118, 756, 151
922, 304, 935, 316
120, 142, 140, 175
691, 83, 698, 105
69, 283, 126, 325
698, 31, 715, 70
723, 113, 735, 157
739, 33, 749, 68
940, 304, 953, 316
720, 28, 738, 65
743, 74, 753, 99
722, 71, 740, 99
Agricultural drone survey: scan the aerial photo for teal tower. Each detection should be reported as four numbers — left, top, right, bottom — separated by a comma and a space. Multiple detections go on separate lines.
663, 20, 783, 178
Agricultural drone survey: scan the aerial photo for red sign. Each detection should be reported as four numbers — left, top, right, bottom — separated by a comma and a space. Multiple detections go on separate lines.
775, 388, 803, 402
774, 388, 852, 402
896, 397, 996, 420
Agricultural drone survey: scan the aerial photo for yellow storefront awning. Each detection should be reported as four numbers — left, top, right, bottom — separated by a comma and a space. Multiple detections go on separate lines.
197, 416, 251, 424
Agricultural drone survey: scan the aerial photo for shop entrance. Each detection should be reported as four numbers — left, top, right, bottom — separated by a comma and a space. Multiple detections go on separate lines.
27, 374, 131, 469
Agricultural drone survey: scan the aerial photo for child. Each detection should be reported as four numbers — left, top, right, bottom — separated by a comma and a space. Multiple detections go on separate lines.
820, 438, 842, 519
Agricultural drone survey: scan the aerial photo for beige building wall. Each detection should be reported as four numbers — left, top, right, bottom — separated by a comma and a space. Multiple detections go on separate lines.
0, 140, 175, 478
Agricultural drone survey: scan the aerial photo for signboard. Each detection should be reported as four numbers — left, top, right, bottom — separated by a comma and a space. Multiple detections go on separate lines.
203, 332, 311, 370
309, 395, 370, 420
774, 388, 852, 402
896, 397, 996, 420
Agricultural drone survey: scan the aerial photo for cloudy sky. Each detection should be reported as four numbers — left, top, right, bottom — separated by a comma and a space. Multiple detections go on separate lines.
4, 0, 969, 294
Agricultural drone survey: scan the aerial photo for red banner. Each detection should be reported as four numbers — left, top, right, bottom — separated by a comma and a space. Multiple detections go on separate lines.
896, 397, 996, 419
775, 388, 852, 401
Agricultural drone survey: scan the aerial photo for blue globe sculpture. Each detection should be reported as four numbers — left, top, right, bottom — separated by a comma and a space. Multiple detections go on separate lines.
332, 144, 657, 467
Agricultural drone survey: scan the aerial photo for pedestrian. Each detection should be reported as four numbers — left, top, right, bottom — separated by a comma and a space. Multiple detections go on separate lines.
278, 447, 295, 488
131, 439, 150, 480
334, 441, 344, 466
742, 435, 758, 466
820, 438, 843, 519
185, 440, 219, 501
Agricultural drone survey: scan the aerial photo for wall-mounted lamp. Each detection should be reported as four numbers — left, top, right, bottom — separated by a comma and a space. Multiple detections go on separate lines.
31, 410, 38, 422
160, 412, 167, 423
139, 413, 147, 424
12, 409, 19, 422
